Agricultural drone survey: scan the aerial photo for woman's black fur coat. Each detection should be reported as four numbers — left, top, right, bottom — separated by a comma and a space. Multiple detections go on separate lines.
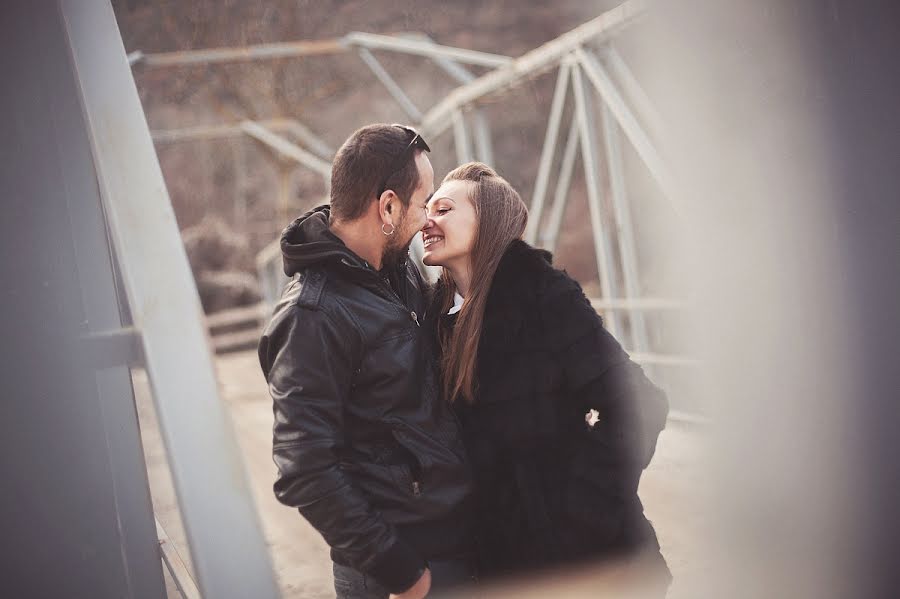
426, 240, 671, 581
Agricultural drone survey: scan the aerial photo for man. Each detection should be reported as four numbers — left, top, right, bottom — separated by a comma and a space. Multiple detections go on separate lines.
259, 124, 474, 599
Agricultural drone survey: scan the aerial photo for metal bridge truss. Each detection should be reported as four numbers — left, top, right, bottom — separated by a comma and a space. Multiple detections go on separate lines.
138, 0, 697, 373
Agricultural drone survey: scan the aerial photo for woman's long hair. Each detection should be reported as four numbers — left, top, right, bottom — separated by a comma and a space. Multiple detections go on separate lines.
436, 162, 528, 403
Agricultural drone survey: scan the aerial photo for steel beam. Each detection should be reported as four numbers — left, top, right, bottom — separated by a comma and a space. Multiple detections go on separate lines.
343, 32, 511, 68
281, 119, 334, 160
151, 119, 283, 143
415, 35, 495, 165
151, 118, 334, 159
241, 120, 332, 178
525, 61, 572, 244
543, 116, 580, 251
419, 0, 646, 137
603, 45, 666, 140
575, 47, 678, 211
601, 102, 651, 354
357, 47, 423, 121
156, 518, 201, 599
132, 32, 510, 71
571, 62, 623, 338
136, 38, 344, 68
471, 111, 494, 165
424, 43, 478, 83
452, 110, 474, 164
231, 137, 248, 223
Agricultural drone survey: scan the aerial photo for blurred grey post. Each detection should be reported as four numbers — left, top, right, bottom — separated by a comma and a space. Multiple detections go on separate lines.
58, 1, 279, 597
634, 0, 900, 596
1, 1, 166, 595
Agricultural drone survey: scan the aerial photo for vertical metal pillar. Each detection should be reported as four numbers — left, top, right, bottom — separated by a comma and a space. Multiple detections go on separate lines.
278, 163, 294, 223
231, 137, 247, 224
576, 48, 678, 212
600, 103, 651, 358
543, 116, 581, 251
452, 109, 474, 164
526, 61, 572, 244
471, 111, 494, 165
571, 61, 623, 338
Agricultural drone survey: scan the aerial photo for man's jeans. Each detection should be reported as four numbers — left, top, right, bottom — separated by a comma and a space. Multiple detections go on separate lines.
333, 558, 477, 599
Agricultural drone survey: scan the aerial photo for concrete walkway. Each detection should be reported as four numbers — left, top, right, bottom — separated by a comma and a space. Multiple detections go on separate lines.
134, 350, 710, 598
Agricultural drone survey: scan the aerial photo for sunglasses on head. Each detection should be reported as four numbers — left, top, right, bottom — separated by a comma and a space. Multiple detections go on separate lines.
377, 124, 431, 197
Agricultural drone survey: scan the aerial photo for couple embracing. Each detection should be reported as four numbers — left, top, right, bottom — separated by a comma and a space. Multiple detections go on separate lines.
258, 124, 671, 598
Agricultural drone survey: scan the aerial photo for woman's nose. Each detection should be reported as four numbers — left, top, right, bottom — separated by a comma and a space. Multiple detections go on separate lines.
421, 217, 434, 231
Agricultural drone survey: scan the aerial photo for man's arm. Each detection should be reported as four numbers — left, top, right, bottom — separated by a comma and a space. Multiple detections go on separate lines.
259, 302, 426, 593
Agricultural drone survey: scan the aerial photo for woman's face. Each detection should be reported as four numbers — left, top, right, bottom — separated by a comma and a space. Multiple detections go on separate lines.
421, 179, 477, 269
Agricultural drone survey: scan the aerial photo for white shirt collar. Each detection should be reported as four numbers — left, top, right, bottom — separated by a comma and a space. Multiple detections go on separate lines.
447, 292, 465, 315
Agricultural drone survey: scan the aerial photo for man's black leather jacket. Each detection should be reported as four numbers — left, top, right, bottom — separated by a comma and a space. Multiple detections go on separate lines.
258, 206, 471, 593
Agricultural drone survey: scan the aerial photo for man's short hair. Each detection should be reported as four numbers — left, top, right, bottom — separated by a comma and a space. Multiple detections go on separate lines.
329, 124, 423, 221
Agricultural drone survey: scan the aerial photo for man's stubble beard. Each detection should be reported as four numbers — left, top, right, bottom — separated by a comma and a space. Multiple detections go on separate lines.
381, 213, 415, 270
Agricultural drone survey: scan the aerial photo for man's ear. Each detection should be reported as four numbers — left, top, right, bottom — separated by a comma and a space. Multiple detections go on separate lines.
378, 190, 395, 225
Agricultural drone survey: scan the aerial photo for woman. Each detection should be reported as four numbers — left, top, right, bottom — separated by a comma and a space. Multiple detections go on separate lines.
421, 162, 671, 588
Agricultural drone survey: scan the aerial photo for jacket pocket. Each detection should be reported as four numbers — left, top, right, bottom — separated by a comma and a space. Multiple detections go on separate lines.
339, 459, 416, 505
388, 427, 432, 496
385, 417, 473, 508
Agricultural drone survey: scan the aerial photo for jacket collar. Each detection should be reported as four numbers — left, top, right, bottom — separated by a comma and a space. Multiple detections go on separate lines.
481, 240, 553, 343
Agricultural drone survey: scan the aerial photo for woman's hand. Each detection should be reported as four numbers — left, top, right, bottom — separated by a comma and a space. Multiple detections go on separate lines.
390, 568, 431, 599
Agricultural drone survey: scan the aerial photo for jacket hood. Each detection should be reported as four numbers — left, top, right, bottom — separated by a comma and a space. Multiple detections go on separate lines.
280, 204, 366, 276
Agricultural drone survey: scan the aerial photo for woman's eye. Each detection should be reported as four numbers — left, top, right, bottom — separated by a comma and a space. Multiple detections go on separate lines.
437, 208, 450, 214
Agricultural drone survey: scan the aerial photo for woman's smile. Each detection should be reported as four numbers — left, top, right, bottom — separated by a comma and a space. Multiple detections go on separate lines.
422, 233, 444, 248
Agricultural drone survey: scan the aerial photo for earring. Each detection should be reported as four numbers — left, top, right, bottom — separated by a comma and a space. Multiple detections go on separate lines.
381, 223, 395, 236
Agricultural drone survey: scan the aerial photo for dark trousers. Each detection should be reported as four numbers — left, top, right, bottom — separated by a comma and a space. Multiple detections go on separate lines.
333, 558, 477, 599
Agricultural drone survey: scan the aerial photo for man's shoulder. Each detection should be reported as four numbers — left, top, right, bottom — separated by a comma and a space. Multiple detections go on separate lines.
294, 267, 328, 310
265, 267, 362, 343
265, 269, 345, 339
272, 268, 324, 312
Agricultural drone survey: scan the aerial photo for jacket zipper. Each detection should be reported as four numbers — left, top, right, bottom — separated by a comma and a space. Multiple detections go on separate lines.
390, 423, 430, 497
377, 276, 420, 327
341, 258, 420, 326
